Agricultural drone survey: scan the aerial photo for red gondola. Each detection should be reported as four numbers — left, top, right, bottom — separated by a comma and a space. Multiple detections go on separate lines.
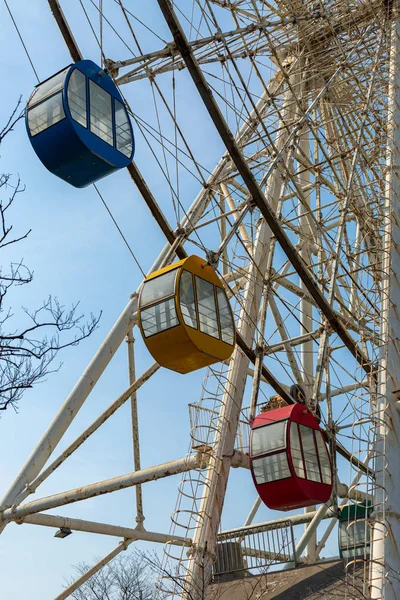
249, 404, 332, 511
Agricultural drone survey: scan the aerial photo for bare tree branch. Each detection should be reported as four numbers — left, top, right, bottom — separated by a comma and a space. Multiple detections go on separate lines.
0, 101, 101, 411
67, 554, 160, 600
0, 97, 24, 142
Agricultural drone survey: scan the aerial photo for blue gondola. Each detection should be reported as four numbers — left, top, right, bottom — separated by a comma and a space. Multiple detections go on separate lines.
26, 60, 134, 188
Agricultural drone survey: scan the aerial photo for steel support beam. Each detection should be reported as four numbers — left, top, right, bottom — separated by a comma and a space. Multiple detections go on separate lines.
19, 513, 191, 546
298, 105, 317, 563
370, 4, 400, 598
48, 0, 81, 62
156, 0, 373, 380
0, 296, 139, 515
295, 503, 332, 561
14, 361, 160, 507
126, 331, 145, 526
174, 72, 299, 595
1, 454, 205, 522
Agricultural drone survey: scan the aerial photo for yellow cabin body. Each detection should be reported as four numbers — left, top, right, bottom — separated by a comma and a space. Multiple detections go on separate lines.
138, 255, 236, 374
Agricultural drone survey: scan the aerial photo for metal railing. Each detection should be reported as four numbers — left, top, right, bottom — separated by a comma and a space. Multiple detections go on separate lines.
213, 520, 296, 580
188, 402, 251, 453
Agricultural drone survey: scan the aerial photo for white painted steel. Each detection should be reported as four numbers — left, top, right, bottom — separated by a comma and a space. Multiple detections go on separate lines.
184, 82, 298, 598
370, 4, 400, 598
295, 503, 332, 561
0, 296, 139, 514
297, 86, 317, 564
20, 513, 191, 545
1, 455, 202, 521
127, 331, 145, 526
12, 361, 160, 508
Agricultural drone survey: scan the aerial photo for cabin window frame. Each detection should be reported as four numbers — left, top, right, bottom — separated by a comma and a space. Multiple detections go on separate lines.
139, 269, 180, 339
295, 423, 332, 485
252, 451, 291, 485
27, 66, 70, 109
114, 99, 133, 158
250, 419, 292, 484
140, 269, 178, 309
178, 270, 199, 331
298, 424, 322, 483
86, 78, 133, 156
315, 430, 332, 485
177, 271, 234, 347
27, 91, 67, 137
289, 422, 306, 480
216, 287, 235, 345
194, 275, 220, 340
67, 68, 88, 129
250, 419, 288, 458
88, 79, 114, 147
140, 297, 179, 339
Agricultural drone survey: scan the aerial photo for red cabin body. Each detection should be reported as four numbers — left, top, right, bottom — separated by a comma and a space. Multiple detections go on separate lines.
249, 404, 332, 511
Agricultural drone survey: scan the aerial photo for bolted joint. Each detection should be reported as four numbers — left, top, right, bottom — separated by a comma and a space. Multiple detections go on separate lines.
103, 58, 120, 79
246, 195, 257, 212
324, 422, 338, 440
165, 41, 176, 53
188, 541, 216, 564
305, 397, 321, 423
194, 447, 211, 469
206, 250, 220, 269
255, 341, 266, 357
174, 225, 186, 238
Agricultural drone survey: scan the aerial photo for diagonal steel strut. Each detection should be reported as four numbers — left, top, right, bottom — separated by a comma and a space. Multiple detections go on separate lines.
156, 0, 373, 379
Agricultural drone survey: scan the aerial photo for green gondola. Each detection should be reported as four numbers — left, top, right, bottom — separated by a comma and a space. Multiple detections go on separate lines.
338, 502, 372, 560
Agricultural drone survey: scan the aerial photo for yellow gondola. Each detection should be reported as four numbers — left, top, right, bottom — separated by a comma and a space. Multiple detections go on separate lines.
138, 255, 236, 373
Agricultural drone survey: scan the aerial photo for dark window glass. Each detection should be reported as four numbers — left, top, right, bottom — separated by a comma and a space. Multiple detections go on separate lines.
299, 425, 321, 482
68, 69, 87, 127
216, 288, 234, 345
115, 100, 132, 157
89, 80, 113, 145
195, 277, 219, 338
339, 520, 370, 558
179, 270, 197, 329
290, 423, 305, 478
315, 431, 331, 485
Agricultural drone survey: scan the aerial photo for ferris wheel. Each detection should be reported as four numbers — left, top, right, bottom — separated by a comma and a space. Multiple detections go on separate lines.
1, 1, 398, 599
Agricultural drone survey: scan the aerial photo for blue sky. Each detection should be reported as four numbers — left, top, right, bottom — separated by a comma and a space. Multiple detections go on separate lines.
0, 2, 345, 598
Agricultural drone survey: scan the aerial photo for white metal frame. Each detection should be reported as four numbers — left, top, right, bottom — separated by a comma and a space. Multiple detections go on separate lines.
1, 1, 398, 599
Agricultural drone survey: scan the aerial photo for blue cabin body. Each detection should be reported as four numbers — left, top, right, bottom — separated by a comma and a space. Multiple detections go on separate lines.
26, 60, 134, 188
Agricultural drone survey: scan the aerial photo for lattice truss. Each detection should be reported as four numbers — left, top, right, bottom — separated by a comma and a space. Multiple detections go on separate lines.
2, 1, 398, 599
